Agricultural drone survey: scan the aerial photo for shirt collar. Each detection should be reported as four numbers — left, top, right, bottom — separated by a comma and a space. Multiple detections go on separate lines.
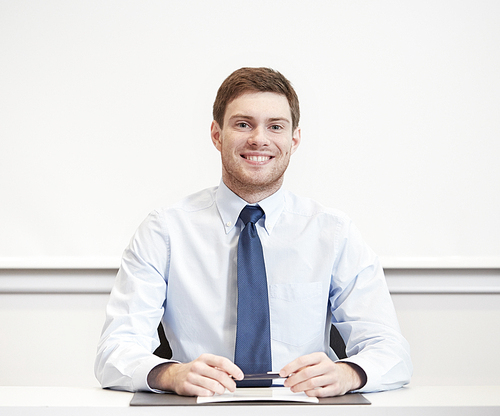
215, 180, 285, 235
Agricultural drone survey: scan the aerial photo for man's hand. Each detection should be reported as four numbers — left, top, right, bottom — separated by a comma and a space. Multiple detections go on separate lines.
279, 352, 367, 397
147, 353, 244, 397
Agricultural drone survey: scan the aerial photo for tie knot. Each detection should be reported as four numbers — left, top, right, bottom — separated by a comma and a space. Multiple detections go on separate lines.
239, 205, 264, 225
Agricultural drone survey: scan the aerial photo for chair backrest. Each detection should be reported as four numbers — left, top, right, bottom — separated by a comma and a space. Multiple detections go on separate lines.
153, 322, 172, 359
154, 323, 347, 360
329, 323, 347, 359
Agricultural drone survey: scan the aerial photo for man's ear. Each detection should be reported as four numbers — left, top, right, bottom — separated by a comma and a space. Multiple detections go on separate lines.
290, 127, 301, 155
211, 120, 222, 152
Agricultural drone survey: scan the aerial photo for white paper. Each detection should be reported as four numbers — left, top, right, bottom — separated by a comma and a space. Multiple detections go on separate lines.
197, 387, 319, 404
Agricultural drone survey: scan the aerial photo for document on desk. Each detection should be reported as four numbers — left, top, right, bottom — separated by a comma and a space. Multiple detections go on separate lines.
130, 390, 370, 406
197, 387, 319, 404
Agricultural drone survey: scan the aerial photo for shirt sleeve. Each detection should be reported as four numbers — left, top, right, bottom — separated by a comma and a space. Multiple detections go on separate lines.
329, 218, 413, 392
94, 210, 175, 392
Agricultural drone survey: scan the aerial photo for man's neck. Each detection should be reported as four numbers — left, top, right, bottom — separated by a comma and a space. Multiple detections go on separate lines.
222, 176, 283, 204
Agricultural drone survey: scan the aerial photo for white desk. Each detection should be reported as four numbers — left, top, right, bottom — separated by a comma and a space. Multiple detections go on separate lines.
1, 386, 499, 416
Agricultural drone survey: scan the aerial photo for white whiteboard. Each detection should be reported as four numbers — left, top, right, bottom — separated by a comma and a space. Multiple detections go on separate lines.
1, 1, 499, 269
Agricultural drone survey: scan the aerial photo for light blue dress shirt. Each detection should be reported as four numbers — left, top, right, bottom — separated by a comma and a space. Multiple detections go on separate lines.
95, 181, 412, 393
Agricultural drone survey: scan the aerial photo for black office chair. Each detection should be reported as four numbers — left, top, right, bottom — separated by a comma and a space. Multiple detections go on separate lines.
153, 323, 172, 359
154, 322, 347, 360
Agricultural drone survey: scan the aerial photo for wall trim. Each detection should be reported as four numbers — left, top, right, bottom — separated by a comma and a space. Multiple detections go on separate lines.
1, 268, 499, 295
1, 256, 499, 270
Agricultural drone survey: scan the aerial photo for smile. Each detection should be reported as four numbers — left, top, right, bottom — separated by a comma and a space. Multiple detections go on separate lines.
242, 155, 272, 162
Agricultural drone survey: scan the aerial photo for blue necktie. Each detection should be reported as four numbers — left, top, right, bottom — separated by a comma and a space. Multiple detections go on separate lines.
234, 205, 272, 386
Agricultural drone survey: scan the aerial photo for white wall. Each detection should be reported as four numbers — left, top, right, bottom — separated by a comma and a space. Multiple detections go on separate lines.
0, 293, 107, 387
1, 269, 499, 388
1, 1, 499, 269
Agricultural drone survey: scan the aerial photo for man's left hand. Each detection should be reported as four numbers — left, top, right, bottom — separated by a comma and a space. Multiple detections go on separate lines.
279, 352, 366, 397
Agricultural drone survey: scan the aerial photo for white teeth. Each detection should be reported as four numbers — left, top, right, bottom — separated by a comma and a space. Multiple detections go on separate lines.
246, 156, 270, 162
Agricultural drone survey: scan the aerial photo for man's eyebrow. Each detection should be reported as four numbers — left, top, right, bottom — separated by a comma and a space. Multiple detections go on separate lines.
228, 114, 291, 124
268, 117, 291, 124
228, 114, 254, 121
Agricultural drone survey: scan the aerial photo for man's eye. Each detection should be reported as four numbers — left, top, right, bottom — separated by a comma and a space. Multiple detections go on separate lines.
270, 125, 283, 130
237, 122, 249, 128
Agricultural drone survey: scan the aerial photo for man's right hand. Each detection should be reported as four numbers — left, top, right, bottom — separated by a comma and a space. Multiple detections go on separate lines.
147, 353, 244, 396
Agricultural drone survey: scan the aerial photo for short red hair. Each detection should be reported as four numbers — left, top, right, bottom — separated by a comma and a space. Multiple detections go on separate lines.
213, 67, 300, 131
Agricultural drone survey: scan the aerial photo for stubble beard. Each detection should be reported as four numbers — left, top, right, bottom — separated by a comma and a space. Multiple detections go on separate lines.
221, 155, 290, 203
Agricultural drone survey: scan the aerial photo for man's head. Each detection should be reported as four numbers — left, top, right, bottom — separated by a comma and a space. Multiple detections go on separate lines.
211, 68, 301, 203
213, 67, 300, 132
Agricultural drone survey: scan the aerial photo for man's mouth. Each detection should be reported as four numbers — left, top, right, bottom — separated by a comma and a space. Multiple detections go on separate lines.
242, 155, 272, 162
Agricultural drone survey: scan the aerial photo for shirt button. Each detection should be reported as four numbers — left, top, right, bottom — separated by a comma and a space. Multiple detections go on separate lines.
226, 221, 232, 227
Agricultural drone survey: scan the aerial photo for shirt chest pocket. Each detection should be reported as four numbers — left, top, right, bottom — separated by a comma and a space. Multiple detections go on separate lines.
269, 282, 326, 347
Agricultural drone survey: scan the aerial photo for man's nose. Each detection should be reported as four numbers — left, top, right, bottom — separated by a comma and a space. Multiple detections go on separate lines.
247, 126, 269, 146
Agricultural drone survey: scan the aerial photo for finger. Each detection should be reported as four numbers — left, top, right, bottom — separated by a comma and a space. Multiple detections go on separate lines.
288, 373, 333, 394
168, 358, 234, 396
303, 383, 345, 398
200, 354, 244, 380
301, 375, 351, 398
191, 354, 244, 393
184, 368, 229, 396
281, 352, 330, 384
279, 352, 326, 378
197, 363, 239, 393
286, 362, 353, 397
162, 362, 223, 397
285, 363, 327, 389
179, 381, 219, 397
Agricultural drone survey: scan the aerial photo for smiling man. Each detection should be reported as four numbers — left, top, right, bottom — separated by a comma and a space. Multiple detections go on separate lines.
95, 67, 412, 397
211, 91, 300, 203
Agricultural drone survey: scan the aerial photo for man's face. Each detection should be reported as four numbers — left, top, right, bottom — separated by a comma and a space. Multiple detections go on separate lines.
211, 91, 301, 200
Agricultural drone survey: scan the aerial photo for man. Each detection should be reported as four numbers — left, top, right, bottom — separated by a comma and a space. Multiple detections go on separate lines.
95, 67, 412, 397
